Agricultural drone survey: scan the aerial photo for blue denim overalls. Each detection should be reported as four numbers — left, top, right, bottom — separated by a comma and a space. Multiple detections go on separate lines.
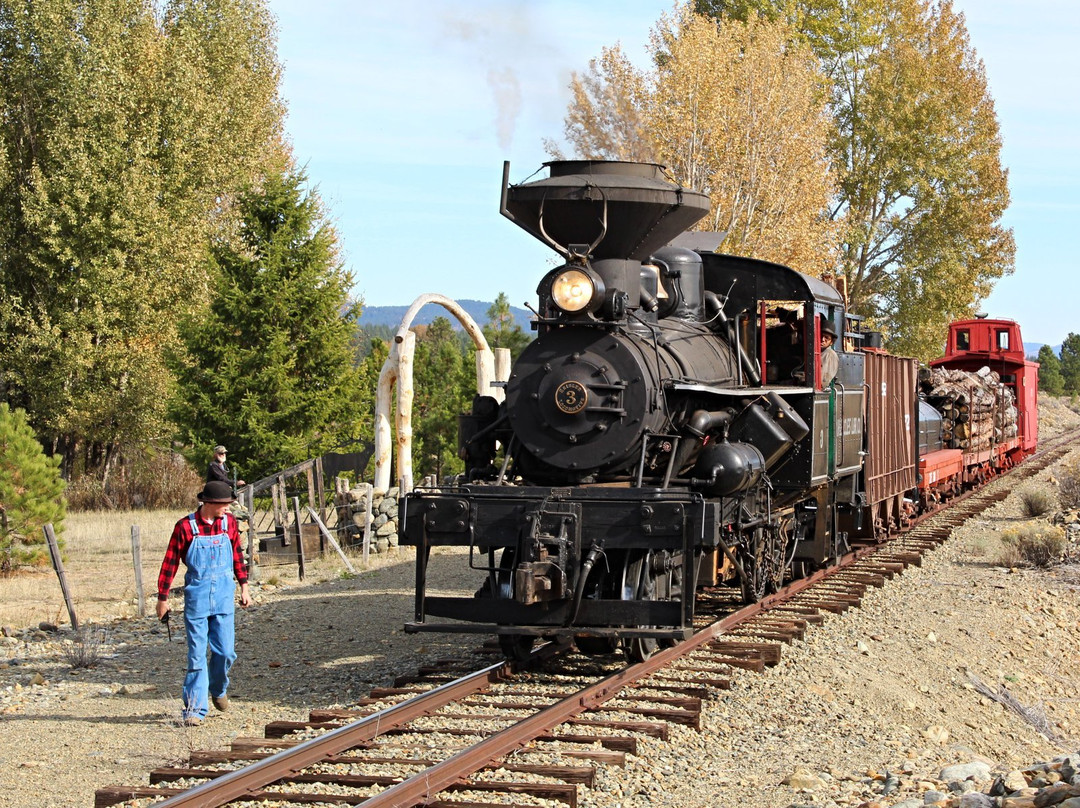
181, 512, 237, 720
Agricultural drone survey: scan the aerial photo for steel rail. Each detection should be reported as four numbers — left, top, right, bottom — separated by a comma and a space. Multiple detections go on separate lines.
153, 659, 515, 807
349, 525, 930, 806
137, 429, 1079, 808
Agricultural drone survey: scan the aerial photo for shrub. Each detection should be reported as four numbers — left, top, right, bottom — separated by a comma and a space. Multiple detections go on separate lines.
1058, 457, 1080, 511
0, 403, 67, 572
1017, 483, 1057, 517
998, 523, 1067, 567
66, 447, 201, 511
61, 627, 110, 669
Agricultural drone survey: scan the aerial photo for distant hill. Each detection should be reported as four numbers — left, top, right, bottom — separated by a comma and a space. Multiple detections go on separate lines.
1025, 342, 1062, 360
358, 299, 533, 333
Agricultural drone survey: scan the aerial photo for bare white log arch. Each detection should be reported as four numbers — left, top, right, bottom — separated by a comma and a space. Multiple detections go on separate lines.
374, 293, 511, 493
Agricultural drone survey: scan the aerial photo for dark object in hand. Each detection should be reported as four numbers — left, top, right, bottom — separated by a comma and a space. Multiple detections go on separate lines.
160, 609, 172, 641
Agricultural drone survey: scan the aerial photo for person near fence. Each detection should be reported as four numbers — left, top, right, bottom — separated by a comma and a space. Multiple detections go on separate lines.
156, 480, 251, 726
206, 445, 244, 488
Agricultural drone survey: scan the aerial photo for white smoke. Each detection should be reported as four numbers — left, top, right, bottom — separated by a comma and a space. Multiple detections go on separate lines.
435, 3, 551, 152
487, 67, 522, 151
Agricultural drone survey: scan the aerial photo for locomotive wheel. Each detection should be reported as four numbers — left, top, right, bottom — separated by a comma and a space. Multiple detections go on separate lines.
485, 548, 536, 661
739, 526, 786, 603
498, 633, 536, 661
622, 549, 678, 664
571, 550, 622, 657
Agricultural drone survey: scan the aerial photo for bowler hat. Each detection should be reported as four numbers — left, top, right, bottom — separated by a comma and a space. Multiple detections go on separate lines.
197, 480, 236, 503
821, 321, 838, 339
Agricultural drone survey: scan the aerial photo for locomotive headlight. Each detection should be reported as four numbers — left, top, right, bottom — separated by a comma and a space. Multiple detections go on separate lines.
551, 268, 599, 313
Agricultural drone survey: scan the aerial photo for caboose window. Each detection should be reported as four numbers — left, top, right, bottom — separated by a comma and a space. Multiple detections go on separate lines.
996, 329, 1010, 350
956, 329, 970, 350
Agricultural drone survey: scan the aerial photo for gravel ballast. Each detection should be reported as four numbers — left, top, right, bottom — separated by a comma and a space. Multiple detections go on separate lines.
2, 402, 1079, 808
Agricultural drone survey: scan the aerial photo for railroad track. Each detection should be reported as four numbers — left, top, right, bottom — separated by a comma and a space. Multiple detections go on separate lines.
96, 432, 1078, 808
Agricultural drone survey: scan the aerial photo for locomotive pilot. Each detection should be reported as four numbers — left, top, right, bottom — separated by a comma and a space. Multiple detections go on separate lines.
156, 480, 251, 726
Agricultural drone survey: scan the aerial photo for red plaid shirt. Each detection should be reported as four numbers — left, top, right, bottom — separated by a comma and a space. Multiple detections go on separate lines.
157, 509, 247, 600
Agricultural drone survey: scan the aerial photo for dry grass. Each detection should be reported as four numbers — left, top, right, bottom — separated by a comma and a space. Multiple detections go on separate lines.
1016, 482, 1057, 518
1057, 455, 1080, 510
0, 509, 183, 629
0, 508, 386, 630
60, 626, 111, 669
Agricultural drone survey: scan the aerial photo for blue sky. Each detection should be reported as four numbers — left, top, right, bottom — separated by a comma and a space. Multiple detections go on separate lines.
268, 0, 1079, 348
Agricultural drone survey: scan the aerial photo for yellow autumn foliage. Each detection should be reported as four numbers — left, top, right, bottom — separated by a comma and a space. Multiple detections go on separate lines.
553, 6, 838, 277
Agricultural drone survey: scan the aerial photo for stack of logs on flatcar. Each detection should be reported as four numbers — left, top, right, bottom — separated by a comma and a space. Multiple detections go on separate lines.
920, 366, 1018, 450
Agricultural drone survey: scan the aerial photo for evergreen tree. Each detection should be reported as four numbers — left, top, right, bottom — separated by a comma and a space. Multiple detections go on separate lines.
1060, 334, 1080, 395
0, 403, 67, 572
352, 324, 396, 362
482, 293, 531, 362
1036, 345, 1064, 396
172, 161, 363, 480
412, 318, 471, 481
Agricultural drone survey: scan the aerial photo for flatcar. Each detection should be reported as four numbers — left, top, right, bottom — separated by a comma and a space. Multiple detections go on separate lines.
398, 160, 1037, 660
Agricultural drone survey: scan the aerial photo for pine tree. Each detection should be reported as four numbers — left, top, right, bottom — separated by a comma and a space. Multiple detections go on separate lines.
412, 318, 472, 481
1060, 334, 1080, 396
0, 403, 67, 572
1036, 345, 1064, 396
482, 293, 531, 362
171, 161, 363, 480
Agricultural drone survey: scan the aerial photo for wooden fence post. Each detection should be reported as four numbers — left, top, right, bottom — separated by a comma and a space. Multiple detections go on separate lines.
130, 525, 146, 618
305, 465, 316, 518
43, 524, 78, 631
306, 506, 356, 574
315, 456, 327, 523
362, 483, 373, 565
246, 486, 257, 581
291, 496, 305, 581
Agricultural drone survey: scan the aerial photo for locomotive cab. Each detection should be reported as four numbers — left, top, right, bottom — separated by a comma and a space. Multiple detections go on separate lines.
693, 253, 864, 498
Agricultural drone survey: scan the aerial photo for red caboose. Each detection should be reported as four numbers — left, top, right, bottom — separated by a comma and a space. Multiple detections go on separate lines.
929, 317, 1039, 461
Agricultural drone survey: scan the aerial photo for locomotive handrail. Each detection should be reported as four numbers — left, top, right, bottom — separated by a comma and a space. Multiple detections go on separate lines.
834, 380, 846, 470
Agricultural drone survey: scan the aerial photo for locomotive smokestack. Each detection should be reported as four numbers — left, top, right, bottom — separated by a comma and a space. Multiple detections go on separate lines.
500, 161, 711, 263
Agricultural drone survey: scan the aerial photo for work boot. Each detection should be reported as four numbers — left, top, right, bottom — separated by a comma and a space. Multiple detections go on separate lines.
212, 694, 229, 712
182, 715, 202, 727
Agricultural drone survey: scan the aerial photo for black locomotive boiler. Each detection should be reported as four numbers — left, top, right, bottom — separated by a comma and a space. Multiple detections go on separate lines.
398, 160, 961, 661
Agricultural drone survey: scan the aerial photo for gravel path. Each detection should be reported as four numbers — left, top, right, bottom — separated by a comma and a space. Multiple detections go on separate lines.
3, 404, 1079, 808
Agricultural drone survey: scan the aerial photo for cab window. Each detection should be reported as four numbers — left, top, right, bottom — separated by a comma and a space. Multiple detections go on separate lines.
996, 329, 1010, 350
956, 329, 970, 350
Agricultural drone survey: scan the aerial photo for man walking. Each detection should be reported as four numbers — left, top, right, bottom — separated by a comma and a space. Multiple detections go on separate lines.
156, 480, 251, 725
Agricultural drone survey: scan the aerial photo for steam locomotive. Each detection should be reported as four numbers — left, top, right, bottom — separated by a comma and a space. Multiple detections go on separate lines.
399, 160, 1038, 661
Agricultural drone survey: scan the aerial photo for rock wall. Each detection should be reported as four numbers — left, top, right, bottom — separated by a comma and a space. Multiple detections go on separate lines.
336, 483, 400, 554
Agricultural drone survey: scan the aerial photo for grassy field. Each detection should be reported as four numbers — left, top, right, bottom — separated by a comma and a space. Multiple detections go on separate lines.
0, 509, 366, 630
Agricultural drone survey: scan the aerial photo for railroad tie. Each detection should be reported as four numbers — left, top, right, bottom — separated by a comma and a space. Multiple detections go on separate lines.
707, 640, 782, 666
568, 716, 671, 740
648, 671, 733, 691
